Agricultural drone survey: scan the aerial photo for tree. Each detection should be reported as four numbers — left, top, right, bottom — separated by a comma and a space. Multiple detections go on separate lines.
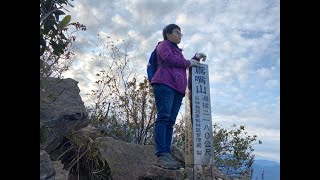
173, 122, 261, 179
172, 115, 185, 149
86, 34, 157, 145
213, 123, 262, 179
116, 77, 156, 144
40, 0, 86, 91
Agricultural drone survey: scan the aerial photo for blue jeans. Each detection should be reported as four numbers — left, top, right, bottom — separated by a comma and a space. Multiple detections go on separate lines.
153, 83, 184, 156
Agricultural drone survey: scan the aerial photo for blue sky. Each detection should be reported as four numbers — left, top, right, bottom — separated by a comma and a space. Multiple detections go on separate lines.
63, 0, 280, 163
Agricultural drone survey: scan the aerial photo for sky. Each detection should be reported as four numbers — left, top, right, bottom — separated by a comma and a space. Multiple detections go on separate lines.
62, 0, 280, 163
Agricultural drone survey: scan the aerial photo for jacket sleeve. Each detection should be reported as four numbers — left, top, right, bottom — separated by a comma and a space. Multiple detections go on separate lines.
157, 41, 190, 68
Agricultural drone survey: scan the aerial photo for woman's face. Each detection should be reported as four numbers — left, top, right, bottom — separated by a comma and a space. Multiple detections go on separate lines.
167, 28, 183, 44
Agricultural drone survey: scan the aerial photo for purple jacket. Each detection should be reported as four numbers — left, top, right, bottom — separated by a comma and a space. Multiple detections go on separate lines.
151, 40, 198, 96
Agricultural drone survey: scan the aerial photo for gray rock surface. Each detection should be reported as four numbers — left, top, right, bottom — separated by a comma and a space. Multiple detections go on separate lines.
40, 77, 89, 153
97, 136, 157, 180
40, 150, 55, 180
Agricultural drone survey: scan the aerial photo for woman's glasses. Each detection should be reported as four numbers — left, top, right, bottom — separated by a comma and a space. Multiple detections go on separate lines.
173, 30, 183, 37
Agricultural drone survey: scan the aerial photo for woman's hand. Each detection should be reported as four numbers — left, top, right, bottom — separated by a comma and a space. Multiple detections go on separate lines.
196, 53, 207, 61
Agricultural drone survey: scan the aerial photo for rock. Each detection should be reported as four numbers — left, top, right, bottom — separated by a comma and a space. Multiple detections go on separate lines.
140, 165, 186, 180
40, 150, 55, 180
40, 77, 89, 153
52, 160, 69, 180
171, 144, 185, 167
97, 136, 157, 180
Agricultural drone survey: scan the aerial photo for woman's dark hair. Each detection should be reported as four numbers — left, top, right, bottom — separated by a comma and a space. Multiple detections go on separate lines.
162, 24, 181, 40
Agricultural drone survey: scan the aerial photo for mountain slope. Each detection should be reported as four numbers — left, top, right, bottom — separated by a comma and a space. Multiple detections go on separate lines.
252, 159, 280, 180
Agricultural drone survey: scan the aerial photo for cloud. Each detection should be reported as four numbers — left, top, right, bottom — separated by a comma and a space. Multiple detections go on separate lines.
256, 67, 272, 78
63, 0, 280, 162
250, 128, 280, 163
111, 14, 130, 27
265, 79, 278, 89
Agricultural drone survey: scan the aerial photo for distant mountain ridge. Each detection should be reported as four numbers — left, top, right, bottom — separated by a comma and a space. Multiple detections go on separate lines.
252, 159, 280, 180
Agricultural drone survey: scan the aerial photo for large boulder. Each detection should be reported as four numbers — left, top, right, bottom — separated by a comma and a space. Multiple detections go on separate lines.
40, 77, 89, 153
97, 136, 158, 180
97, 136, 187, 180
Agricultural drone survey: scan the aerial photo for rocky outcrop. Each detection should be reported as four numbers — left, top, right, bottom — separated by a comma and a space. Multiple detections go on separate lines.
39, 77, 241, 180
40, 77, 89, 179
40, 77, 89, 153
96, 136, 230, 180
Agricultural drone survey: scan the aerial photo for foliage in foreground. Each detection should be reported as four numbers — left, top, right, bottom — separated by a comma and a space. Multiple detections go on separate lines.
212, 123, 262, 179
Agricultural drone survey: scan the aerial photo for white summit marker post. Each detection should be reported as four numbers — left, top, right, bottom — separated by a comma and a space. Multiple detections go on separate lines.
185, 64, 214, 179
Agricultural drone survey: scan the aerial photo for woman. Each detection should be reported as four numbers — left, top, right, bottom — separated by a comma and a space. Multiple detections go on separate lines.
151, 24, 207, 170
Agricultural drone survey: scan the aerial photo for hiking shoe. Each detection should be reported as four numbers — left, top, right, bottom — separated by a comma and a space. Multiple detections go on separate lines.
155, 155, 180, 170
163, 153, 182, 168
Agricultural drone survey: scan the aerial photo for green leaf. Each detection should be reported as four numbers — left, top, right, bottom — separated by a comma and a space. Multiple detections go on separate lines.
59, 15, 71, 29
43, 19, 53, 34
44, 0, 53, 11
